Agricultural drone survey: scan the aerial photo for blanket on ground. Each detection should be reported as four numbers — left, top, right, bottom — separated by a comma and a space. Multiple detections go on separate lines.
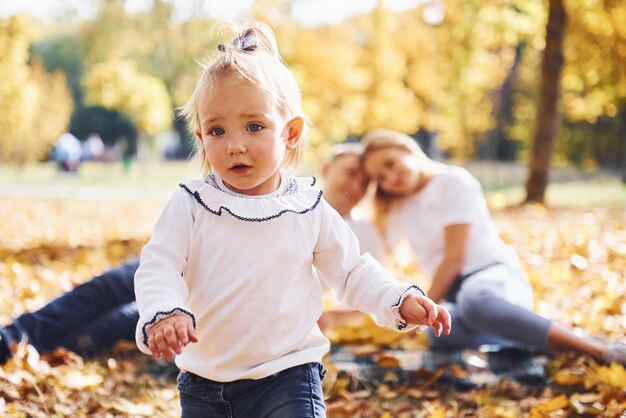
328, 345, 550, 390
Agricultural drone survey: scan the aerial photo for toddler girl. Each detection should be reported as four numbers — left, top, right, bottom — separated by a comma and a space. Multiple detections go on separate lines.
134, 23, 451, 418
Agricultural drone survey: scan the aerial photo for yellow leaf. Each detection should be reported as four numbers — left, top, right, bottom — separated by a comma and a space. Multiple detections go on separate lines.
104, 397, 155, 415
589, 363, 626, 388
553, 370, 584, 385
429, 406, 446, 418
61, 370, 103, 389
532, 394, 569, 414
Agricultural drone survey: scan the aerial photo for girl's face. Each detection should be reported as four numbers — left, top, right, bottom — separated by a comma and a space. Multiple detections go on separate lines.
362, 146, 422, 196
195, 73, 302, 196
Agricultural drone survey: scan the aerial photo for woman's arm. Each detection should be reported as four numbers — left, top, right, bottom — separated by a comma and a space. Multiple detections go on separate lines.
427, 223, 471, 302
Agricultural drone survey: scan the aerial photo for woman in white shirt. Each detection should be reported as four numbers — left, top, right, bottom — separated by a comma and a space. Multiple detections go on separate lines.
360, 128, 625, 366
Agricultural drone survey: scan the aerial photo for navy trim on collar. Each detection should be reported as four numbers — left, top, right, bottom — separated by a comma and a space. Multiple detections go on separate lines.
179, 183, 323, 223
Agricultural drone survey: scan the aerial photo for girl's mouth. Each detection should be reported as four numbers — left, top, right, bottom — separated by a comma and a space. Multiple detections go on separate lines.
230, 164, 251, 174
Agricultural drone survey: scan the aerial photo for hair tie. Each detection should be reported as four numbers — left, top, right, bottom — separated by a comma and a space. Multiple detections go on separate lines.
218, 29, 257, 54
237, 29, 257, 52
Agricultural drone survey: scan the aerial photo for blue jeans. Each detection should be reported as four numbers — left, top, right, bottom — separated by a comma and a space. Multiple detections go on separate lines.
177, 363, 327, 418
429, 263, 550, 351
0, 259, 139, 358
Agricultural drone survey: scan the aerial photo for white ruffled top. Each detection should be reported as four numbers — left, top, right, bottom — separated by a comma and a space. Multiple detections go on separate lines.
181, 172, 323, 222
134, 171, 422, 382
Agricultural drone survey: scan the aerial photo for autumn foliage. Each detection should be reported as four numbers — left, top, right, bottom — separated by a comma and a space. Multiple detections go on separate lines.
0, 16, 72, 165
2, 0, 626, 169
0, 194, 624, 417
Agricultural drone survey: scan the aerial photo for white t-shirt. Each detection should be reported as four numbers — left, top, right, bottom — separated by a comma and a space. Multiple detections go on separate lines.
135, 172, 420, 382
344, 218, 386, 263
387, 166, 520, 278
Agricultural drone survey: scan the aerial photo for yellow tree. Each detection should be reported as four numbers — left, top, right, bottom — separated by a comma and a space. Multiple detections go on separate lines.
278, 23, 369, 161
404, 0, 544, 158
81, 0, 217, 106
0, 16, 72, 165
561, 0, 625, 124
80, 0, 220, 155
82, 59, 172, 137
558, 0, 626, 179
80, 0, 136, 66
357, 4, 423, 136
275, 0, 543, 160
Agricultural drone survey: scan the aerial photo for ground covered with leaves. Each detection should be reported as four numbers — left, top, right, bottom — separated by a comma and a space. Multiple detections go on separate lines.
0, 196, 625, 417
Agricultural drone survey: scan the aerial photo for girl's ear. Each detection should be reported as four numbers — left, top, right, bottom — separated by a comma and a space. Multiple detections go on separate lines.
195, 131, 203, 142
285, 117, 304, 150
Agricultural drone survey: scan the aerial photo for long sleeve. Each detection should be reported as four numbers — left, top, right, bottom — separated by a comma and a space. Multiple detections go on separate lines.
313, 201, 420, 331
134, 188, 196, 353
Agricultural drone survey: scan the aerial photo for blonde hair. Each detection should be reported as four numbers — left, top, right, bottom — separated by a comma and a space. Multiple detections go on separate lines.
179, 22, 308, 175
361, 129, 430, 233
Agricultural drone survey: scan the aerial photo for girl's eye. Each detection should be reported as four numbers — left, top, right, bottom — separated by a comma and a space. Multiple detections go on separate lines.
209, 127, 225, 136
247, 123, 263, 132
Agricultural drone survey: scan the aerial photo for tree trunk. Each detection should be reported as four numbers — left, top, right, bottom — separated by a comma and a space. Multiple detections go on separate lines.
489, 43, 524, 161
524, 0, 567, 203
618, 108, 626, 184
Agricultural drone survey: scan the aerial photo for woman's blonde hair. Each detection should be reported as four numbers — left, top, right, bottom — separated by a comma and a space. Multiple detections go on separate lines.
179, 22, 308, 175
361, 129, 429, 233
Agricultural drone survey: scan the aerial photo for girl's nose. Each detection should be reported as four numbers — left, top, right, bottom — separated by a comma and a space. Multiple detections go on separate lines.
227, 138, 246, 155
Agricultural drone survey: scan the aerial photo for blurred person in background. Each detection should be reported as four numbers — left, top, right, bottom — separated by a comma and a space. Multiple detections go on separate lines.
360, 128, 626, 366
319, 142, 385, 262
51, 132, 82, 172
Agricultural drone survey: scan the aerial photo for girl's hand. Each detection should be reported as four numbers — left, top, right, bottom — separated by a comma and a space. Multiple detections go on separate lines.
147, 314, 198, 361
399, 295, 452, 337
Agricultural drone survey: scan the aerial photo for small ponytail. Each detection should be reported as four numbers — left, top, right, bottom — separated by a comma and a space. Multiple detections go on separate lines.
217, 23, 281, 60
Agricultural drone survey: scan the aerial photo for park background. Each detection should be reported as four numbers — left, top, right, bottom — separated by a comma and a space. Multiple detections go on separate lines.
0, 0, 625, 416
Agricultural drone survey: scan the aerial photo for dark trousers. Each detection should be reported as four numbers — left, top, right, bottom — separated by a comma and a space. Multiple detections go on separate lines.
0, 258, 140, 357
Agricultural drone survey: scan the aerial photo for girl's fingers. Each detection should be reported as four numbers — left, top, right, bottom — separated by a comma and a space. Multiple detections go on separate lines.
174, 322, 188, 346
148, 336, 161, 359
433, 321, 442, 337
420, 297, 437, 324
187, 322, 198, 343
164, 326, 182, 354
150, 329, 171, 360
439, 306, 452, 334
164, 347, 176, 361
155, 332, 170, 359
149, 325, 177, 360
